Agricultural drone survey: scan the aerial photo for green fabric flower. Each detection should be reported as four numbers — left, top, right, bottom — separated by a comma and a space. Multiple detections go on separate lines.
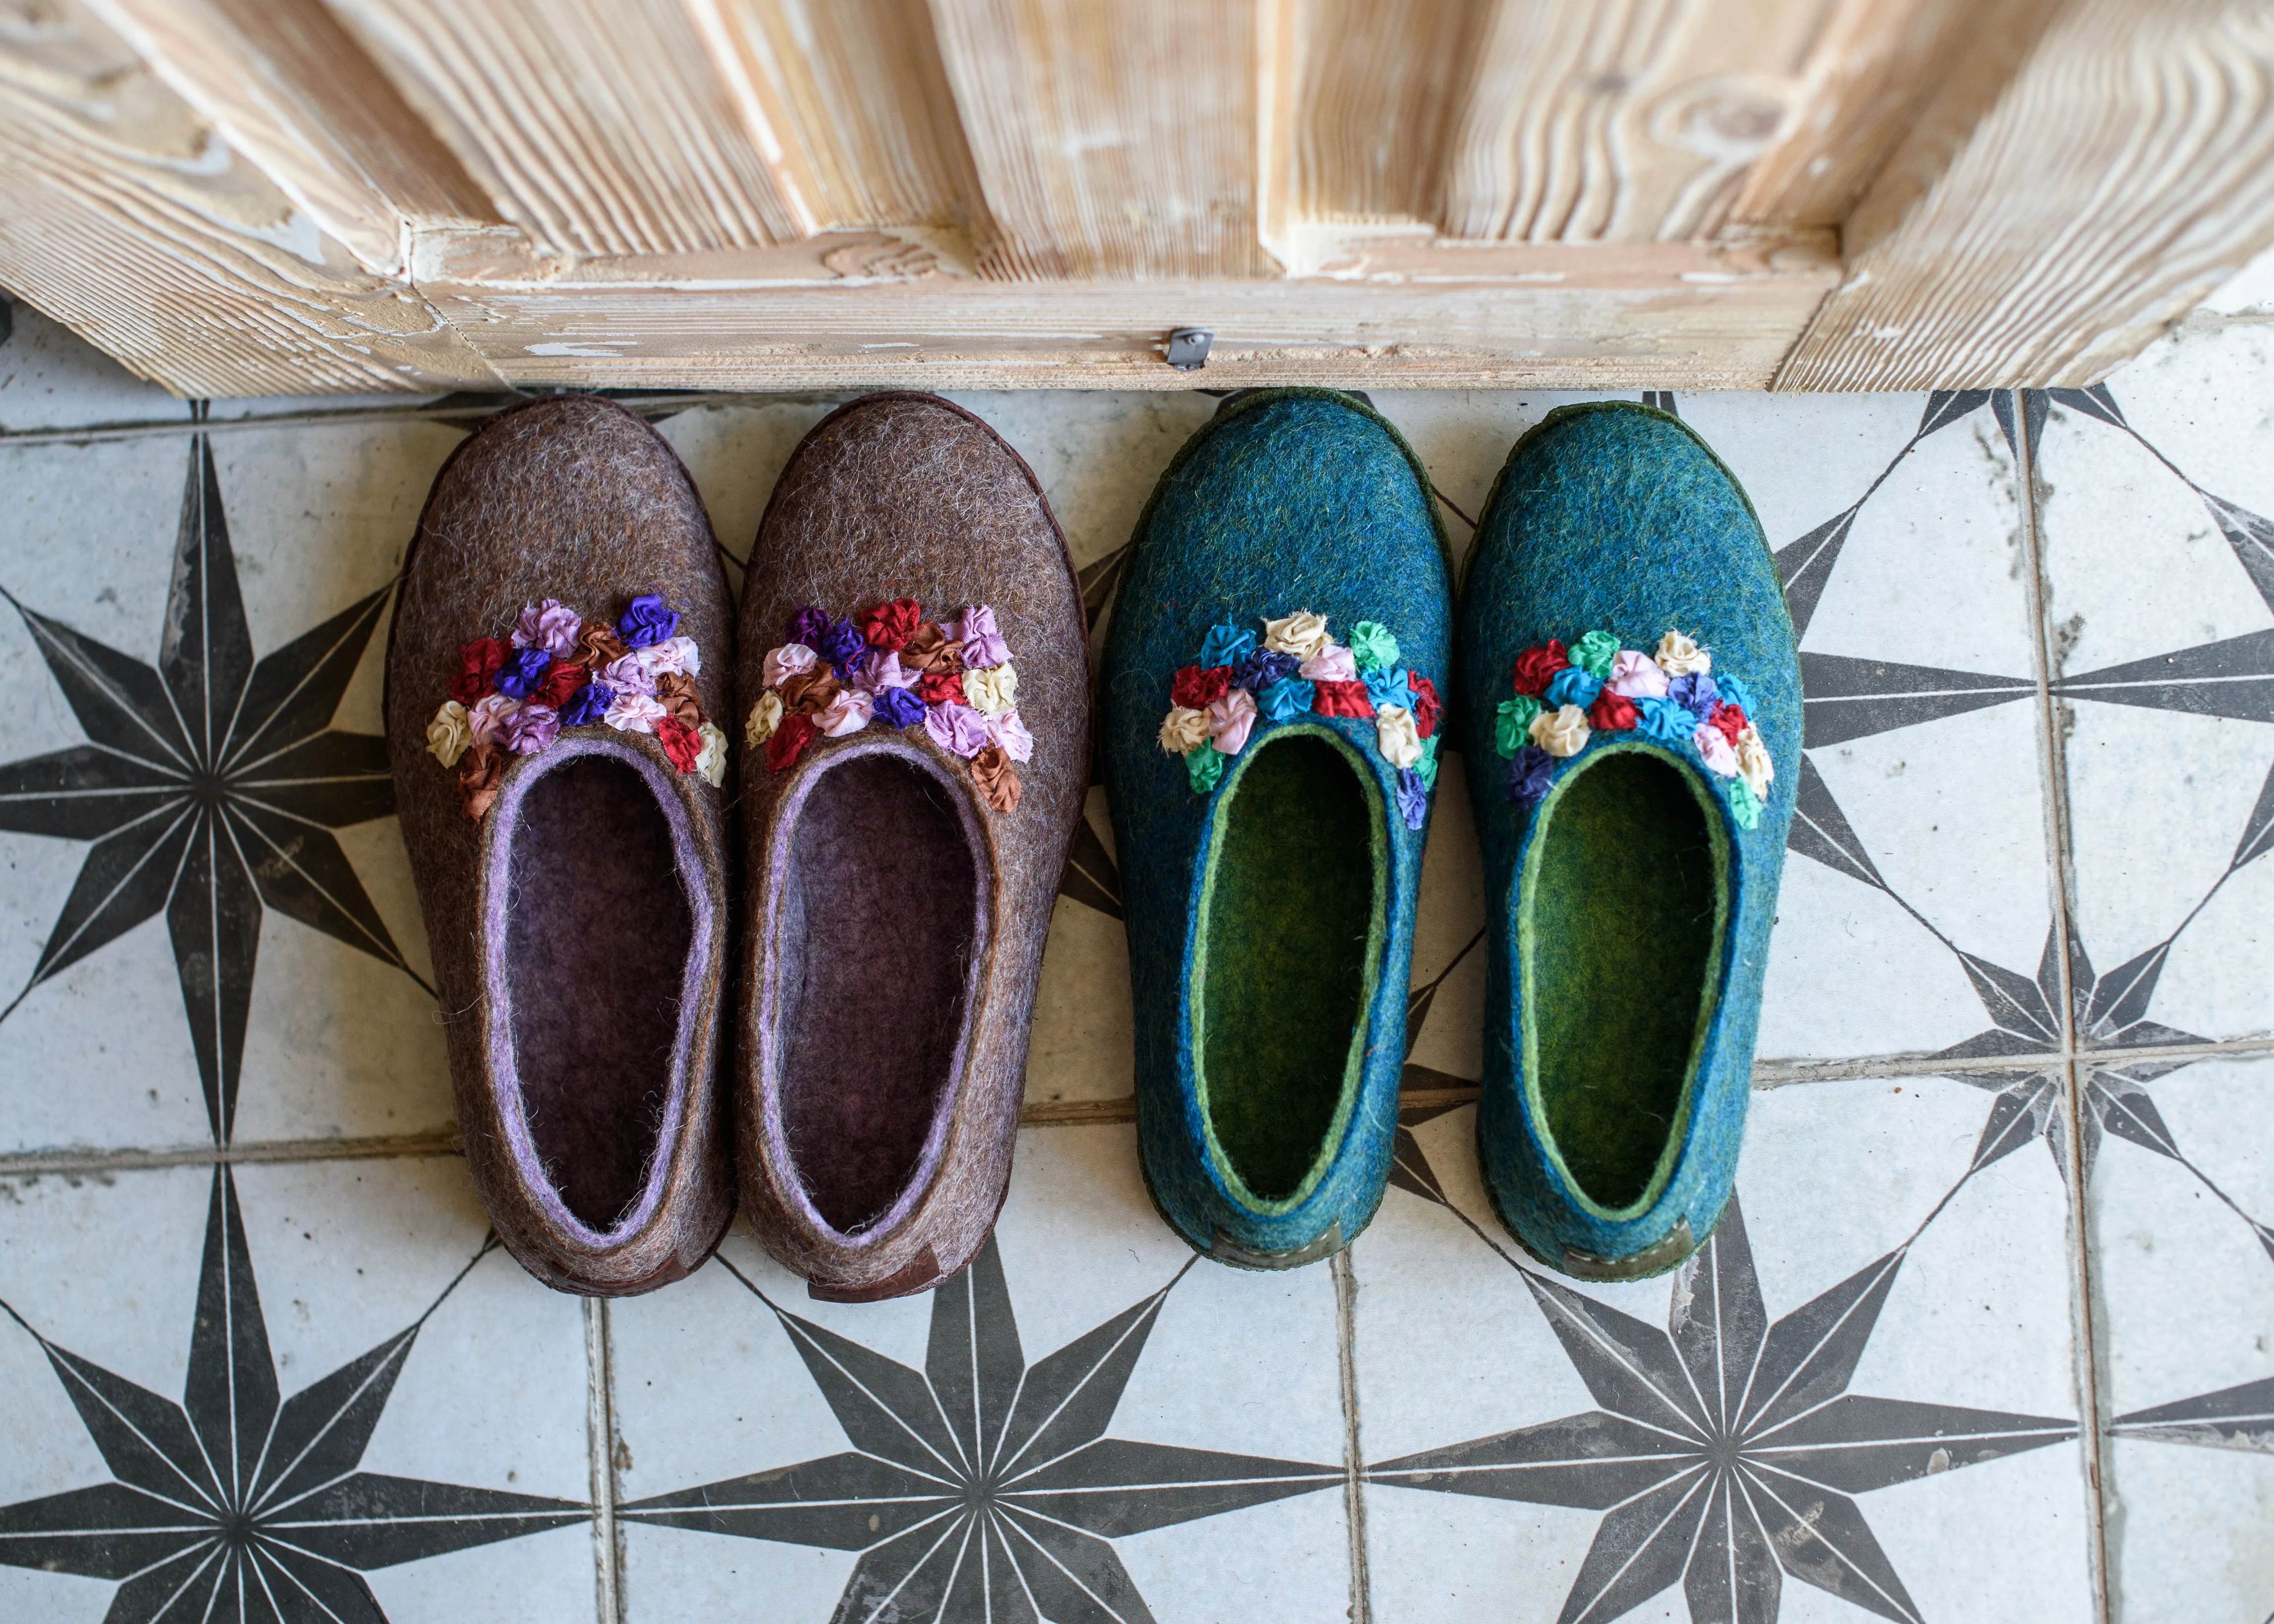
1570, 629, 1620, 680
1496, 695, 1543, 757
1414, 732, 1440, 790
1187, 744, 1227, 794
1347, 621, 1400, 673
1729, 776, 1761, 830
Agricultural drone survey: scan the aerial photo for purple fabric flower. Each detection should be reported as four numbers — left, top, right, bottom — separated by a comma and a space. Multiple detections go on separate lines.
1505, 745, 1557, 807
505, 703, 560, 755
494, 645, 553, 700
1233, 649, 1300, 693
1395, 768, 1429, 831
560, 679, 612, 727
788, 606, 829, 648
874, 685, 926, 729
820, 616, 869, 677
1668, 671, 1720, 720
924, 702, 991, 759
617, 593, 680, 649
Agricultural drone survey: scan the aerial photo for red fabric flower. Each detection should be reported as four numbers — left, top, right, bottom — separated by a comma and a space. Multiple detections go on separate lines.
450, 636, 508, 705
1708, 702, 1749, 744
1588, 689, 1639, 733
860, 597, 924, 651
1408, 673, 1442, 739
533, 658, 589, 709
1171, 664, 1232, 710
1511, 639, 1569, 698
767, 714, 818, 772
917, 670, 967, 707
1313, 680, 1375, 718
656, 713, 702, 774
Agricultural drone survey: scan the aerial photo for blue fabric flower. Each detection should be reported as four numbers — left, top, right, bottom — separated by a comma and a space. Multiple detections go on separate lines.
1395, 768, 1429, 831
1636, 696, 1695, 745
1505, 745, 1556, 806
1200, 623, 1257, 669
1363, 664, 1414, 713
1715, 674, 1756, 716
874, 685, 925, 728
1233, 649, 1299, 693
494, 645, 553, 700
1543, 666, 1602, 710
560, 678, 612, 727
618, 593, 680, 649
1257, 677, 1314, 722
820, 616, 868, 677
1668, 671, 1720, 720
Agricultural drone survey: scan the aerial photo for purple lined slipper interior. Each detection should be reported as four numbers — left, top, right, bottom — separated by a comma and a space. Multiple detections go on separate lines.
771, 750, 984, 1234
503, 753, 692, 1231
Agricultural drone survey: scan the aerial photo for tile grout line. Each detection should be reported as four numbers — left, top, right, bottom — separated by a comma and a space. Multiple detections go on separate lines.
1330, 1248, 1371, 1624
584, 1297, 624, 1624
2015, 389, 2117, 1624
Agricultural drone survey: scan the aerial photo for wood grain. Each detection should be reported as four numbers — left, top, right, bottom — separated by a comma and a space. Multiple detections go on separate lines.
1780, 0, 2274, 388
0, 0, 498, 395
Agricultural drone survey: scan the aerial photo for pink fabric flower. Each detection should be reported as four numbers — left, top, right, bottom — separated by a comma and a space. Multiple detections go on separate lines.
949, 604, 1011, 669
817, 687, 874, 738
1299, 643, 1358, 683
637, 634, 701, 679
1207, 688, 1258, 756
603, 653, 657, 698
605, 690, 667, 735
763, 642, 817, 688
1693, 721, 1738, 776
924, 702, 990, 759
467, 693, 519, 747
853, 648, 917, 694
1608, 648, 1670, 700
985, 708, 1034, 763
511, 598, 582, 659
505, 702, 560, 755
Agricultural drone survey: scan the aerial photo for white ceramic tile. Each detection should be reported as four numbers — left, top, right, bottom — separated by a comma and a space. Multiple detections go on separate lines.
610, 1121, 1350, 1624
0, 303, 187, 435
1357, 1072, 2095, 1624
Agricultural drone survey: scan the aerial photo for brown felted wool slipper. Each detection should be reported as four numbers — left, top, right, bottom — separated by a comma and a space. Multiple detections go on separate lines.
734, 393, 1087, 1301
385, 395, 734, 1297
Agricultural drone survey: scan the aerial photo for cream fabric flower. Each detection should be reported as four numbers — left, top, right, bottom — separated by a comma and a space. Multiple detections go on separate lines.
1531, 703, 1591, 758
1734, 724, 1774, 799
763, 643, 816, 689
964, 662, 1019, 716
1375, 704, 1423, 769
1262, 609, 1330, 659
817, 687, 874, 738
426, 701, 472, 768
744, 689, 784, 747
694, 721, 729, 787
1158, 706, 1210, 755
1655, 630, 1711, 677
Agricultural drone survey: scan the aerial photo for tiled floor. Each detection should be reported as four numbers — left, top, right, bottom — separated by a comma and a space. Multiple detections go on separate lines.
0, 275, 2269, 1623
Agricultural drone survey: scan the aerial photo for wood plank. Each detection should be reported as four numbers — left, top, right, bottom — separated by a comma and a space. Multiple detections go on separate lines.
926, 0, 1271, 279
320, 0, 812, 256
0, 0, 499, 396
1780, 0, 2274, 389
80, 0, 498, 275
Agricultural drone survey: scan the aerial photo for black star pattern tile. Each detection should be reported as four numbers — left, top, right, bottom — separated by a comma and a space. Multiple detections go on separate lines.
0, 433, 423, 1143
620, 1240, 1341, 1624
0, 1166, 585, 1622
2112, 1376, 2274, 1453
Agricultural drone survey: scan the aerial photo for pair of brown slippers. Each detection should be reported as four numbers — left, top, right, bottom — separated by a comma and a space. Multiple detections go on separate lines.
383, 393, 1088, 1300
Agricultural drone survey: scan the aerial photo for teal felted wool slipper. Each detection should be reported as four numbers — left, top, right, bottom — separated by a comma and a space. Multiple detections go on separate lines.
1102, 389, 1452, 1267
1460, 402, 1800, 1280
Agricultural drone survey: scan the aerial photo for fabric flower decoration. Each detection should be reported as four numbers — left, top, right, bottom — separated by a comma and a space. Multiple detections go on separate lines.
605, 690, 667, 735
452, 637, 509, 705
1299, 643, 1358, 684
1375, 705, 1423, 769
1413, 733, 1441, 791
860, 598, 923, 651
1532, 704, 1591, 758
561, 677, 612, 729
468, 693, 519, 748
1505, 745, 1556, 807
955, 603, 1011, 670
964, 664, 1018, 716
1588, 689, 1638, 733
1569, 630, 1621, 681
505, 703, 560, 755
1187, 746, 1227, 793
916, 670, 967, 708
1656, 629, 1710, 676
744, 690, 784, 747
653, 672, 704, 730
1361, 664, 1413, 713
656, 714, 702, 773
818, 688, 874, 738
985, 709, 1035, 763
969, 744, 1021, 813
1716, 674, 1758, 716
459, 744, 505, 821
1158, 706, 1210, 755
603, 652, 658, 699
1728, 777, 1763, 830
900, 623, 963, 675
819, 617, 868, 677
1257, 679, 1314, 723
1171, 664, 1231, 710
1608, 648, 1670, 700
1511, 639, 1569, 697
874, 686, 926, 729
1694, 722, 1738, 776
1496, 696, 1543, 757
695, 721, 728, 787
1543, 666, 1602, 711
534, 659, 589, 709
1207, 689, 1258, 756
1706, 701, 1749, 746
1407, 673, 1441, 739
426, 701, 472, 768
637, 634, 702, 679
1347, 621, 1400, 672
1200, 624, 1257, 669
768, 713, 818, 771
1262, 609, 1330, 659
1668, 671, 1719, 719
574, 623, 628, 671
1233, 649, 1300, 693
619, 594, 680, 650
512, 598, 582, 659
1734, 725, 1774, 800
779, 668, 842, 716
494, 645, 553, 701
1395, 769, 1429, 831
763, 643, 816, 689
1636, 695, 1694, 745
925, 702, 991, 759
788, 607, 830, 649
1312, 680, 1374, 719
854, 648, 917, 694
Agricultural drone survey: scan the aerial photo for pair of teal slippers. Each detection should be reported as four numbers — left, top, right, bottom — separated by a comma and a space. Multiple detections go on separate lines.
1100, 391, 1801, 1280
